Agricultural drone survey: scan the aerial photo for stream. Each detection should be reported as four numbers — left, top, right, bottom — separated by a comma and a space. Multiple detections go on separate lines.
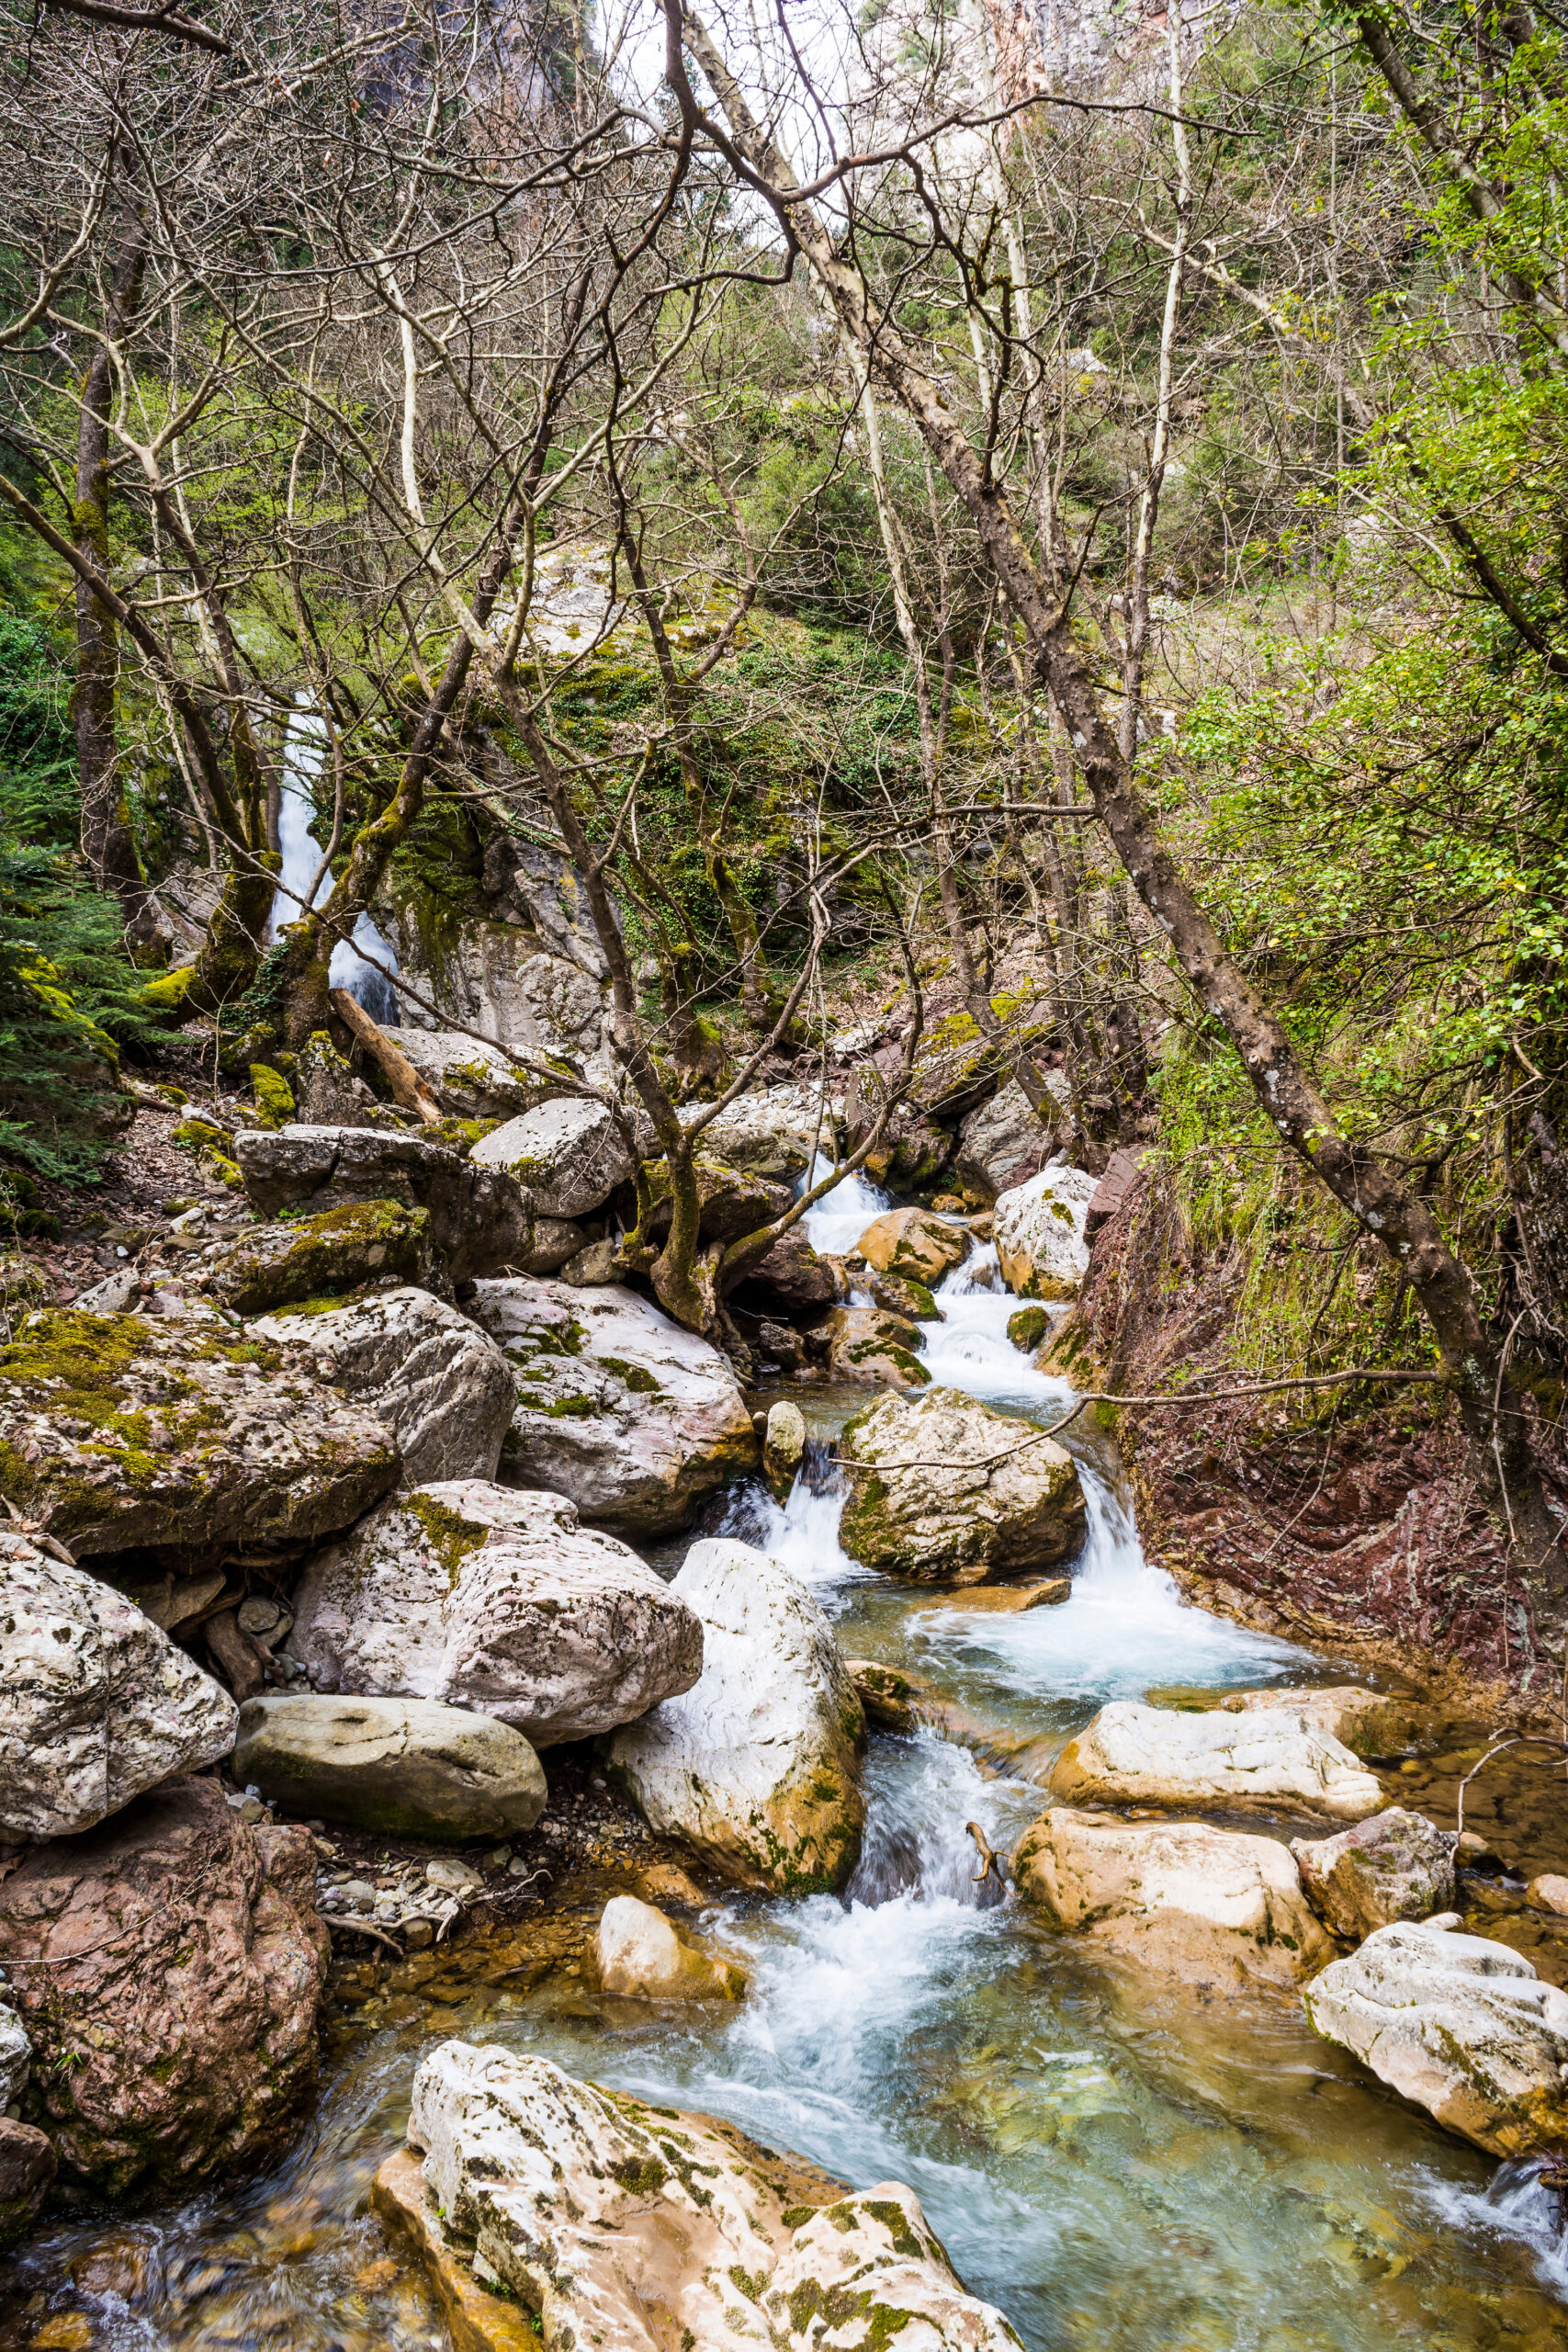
6, 1182, 1568, 2350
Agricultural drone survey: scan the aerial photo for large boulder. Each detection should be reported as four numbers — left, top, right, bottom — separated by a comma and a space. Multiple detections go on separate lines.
1217, 1685, 1422, 1758
609, 1537, 865, 1894
253, 1288, 515, 1487
839, 1387, 1086, 1583
593, 1895, 746, 2001
287, 1479, 703, 1744
1303, 1918, 1568, 2158
232, 1125, 535, 1282
634, 1155, 792, 1247
470, 1097, 633, 1218
1012, 1807, 1335, 1985
856, 1205, 968, 1283
676, 1083, 840, 1177
394, 1028, 559, 1121
0, 1310, 397, 1560
378, 2041, 1023, 2352
468, 1277, 758, 1537
992, 1160, 1096, 1298
232, 1691, 547, 1840
737, 1226, 839, 1312
0, 2117, 54, 2254
0, 1532, 237, 1839
1292, 1808, 1458, 1939
1048, 1701, 1384, 1822
0, 1777, 328, 2194
194, 1198, 437, 1317
822, 1303, 931, 1390
955, 1074, 1068, 1198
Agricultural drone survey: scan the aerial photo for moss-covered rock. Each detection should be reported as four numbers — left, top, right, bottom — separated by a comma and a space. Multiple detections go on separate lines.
197, 1197, 437, 1317
822, 1305, 931, 1391
1007, 1305, 1049, 1352
0, 1306, 398, 1558
248, 1063, 297, 1130
838, 1385, 1085, 1583
858, 1206, 968, 1283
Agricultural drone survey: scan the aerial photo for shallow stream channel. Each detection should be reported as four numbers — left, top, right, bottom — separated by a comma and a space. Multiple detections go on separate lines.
6, 1183, 1568, 2351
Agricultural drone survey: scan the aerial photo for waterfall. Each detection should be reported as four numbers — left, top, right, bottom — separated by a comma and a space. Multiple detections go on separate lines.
267, 707, 402, 1025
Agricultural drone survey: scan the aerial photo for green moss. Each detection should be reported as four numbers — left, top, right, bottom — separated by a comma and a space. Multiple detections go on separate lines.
609, 2155, 669, 2195
217, 1199, 431, 1317
1008, 1306, 1049, 1352
249, 1063, 297, 1130
137, 963, 199, 1021
404, 1491, 489, 1585
599, 1355, 660, 1395
539, 1393, 596, 1418
780, 2207, 817, 2232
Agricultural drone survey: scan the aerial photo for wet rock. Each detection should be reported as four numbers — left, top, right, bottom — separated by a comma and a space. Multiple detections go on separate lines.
0, 2117, 55, 2254
0, 1309, 398, 1560
763, 1399, 807, 1499
468, 1277, 758, 1538
743, 1226, 840, 1310
909, 1576, 1070, 1613
253, 1288, 515, 1487
0, 1532, 237, 1838
1007, 1305, 1050, 1352
394, 1029, 558, 1121
846, 1657, 931, 1732
470, 1098, 633, 1218
196, 1198, 437, 1317
993, 1160, 1096, 1299
1048, 1701, 1385, 1822
1529, 1874, 1568, 1917
0, 1777, 328, 2194
1217, 1685, 1423, 1758
675, 1083, 840, 1177
0, 2000, 29, 2107
233, 1125, 535, 1283
378, 2040, 1021, 2352
593, 1895, 746, 2001
609, 1537, 865, 1894
637, 1861, 708, 1909
857, 1206, 968, 1283
863, 1269, 939, 1320
839, 1386, 1085, 1583
955, 1074, 1069, 1198
1012, 1806, 1335, 1985
1292, 1808, 1458, 1939
287, 1479, 703, 1745
1303, 1917, 1568, 2158
822, 1304, 931, 1389
232, 1692, 547, 1841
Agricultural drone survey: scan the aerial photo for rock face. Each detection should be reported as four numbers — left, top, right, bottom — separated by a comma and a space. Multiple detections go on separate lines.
1217, 1685, 1420, 1758
379, 2041, 1023, 2352
839, 1387, 1086, 1583
0, 1309, 399, 1559
1012, 1807, 1335, 1985
955, 1074, 1067, 1198
609, 1537, 865, 1894
677, 1084, 840, 1177
233, 1125, 535, 1282
0, 1777, 328, 2194
993, 1160, 1096, 1298
594, 1895, 746, 2001
1292, 1808, 1458, 1939
0, 1532, 237, 1839
197, 1198, 436, 1316
1303, 1918, 1568, 2157
232, 1691, 547, 1840
468, 1277, 758, 1536
857, 1205, 969, 1283
822, 1304, 931, 1389
287, 1479, 703, 1745
0, 2116, 54, 2254
470, 1098, 633, 1218
1049, 1701, 1385, 1821
254, 1288, 516, 1487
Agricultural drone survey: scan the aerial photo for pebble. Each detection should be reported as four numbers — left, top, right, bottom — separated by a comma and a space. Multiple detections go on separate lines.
487, 1848, 513, 1869
425, 1859, 483, 1895
342, 1880, 377, 1905
1528, 1874, 1568, 1917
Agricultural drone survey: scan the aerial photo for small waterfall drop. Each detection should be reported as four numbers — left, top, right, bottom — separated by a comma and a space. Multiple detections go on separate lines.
267, 707, 401, 1024
797, 1151, 891, 1257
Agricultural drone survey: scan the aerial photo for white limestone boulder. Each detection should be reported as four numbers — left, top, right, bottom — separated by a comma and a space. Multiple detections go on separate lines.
254, 1287, 515, 1487
676, 1083, 841, 1178
609, 1537, 865, 1893
993, 1159, 1096, 1298
0, 2002, 32, 2109
378, 2041, 1023, 2352
1303, 1918, 1568, 2157
468, 1277, 759, 1537
1218, 1684, 1423, 1758
839, 1385, 1086, 1583
1291, 1808, 1459, 1939
593, 1895, 746, 2001
0, 1531, 237, 1840
392, 1029, 553, 1121
287, 1480, 703, 1745
232, 1691, 547, 1841
1048, 1700, 1383, 1822
956, 1073, 1069, 1197
1013, 1807, 1335, 1985
470, 1097, 633, 1218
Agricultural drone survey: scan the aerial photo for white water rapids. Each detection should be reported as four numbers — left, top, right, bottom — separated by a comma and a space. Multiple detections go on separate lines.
266, 707, 402, 1023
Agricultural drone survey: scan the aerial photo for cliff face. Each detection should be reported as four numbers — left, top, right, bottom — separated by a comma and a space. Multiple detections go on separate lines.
1059, 1171, 1568, 1715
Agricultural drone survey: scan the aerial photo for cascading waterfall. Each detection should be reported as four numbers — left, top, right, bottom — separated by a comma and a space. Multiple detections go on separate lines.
267, 707, 402, 1024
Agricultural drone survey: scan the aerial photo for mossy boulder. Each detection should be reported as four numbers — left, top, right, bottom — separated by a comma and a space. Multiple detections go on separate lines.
0, 1307, 398, 1558
822, 1305, 931, 1391
635, 1154, 792, 1247
858, 1206, 968, 1283
838, 1386, 1085, 1583
1007, 1306, 1049, 1353
247, 1063, 297, 1131
232, 1124, 534, 1283
197, 1198, 438, 1317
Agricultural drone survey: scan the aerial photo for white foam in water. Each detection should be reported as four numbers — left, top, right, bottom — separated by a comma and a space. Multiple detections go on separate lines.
797, 1151, 890, 1257
1425, 2162, 1568, 2296
267, 705, 401, 1024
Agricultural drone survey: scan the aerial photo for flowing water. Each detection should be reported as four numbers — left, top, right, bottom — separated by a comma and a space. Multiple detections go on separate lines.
267, 707, 402, 1024
7, 1204, 1568, 2350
